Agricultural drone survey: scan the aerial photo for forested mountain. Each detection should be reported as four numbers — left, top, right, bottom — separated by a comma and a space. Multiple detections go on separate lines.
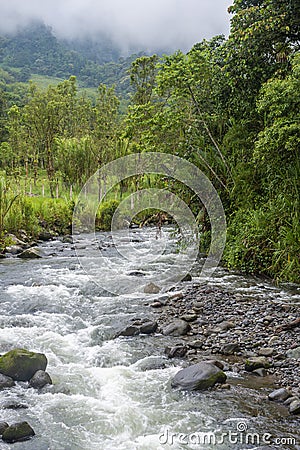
0, 22, 142, 94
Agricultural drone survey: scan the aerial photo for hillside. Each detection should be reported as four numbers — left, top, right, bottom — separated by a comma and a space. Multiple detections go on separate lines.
0, 22, 143, 96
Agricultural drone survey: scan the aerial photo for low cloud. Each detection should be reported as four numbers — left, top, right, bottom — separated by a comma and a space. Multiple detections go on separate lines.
0, 0, 232, 52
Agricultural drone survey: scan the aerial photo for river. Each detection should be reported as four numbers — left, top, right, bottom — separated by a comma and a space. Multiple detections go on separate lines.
0, 227, 299, 449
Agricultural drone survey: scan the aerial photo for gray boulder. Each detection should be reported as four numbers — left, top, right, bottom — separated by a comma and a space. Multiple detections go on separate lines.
2, 422, 35, 443
29, 370, 52, 389
171, 362, 227, 391
0, 373, 15, 390
0, 348, 47, 381
165, 345, 188, 358
268, 388, 292, 402
163, 319, 191, 337
245, 356, 270, 372
286, 347, 300, 359
17, 247, 43, 259
289, 400, 300, 415
144, 283, 160, 294
139, 321, 158, 334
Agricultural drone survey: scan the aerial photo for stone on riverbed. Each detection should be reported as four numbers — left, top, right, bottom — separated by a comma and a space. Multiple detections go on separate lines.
165, 345, 188, 358
0, 348, 47, 381
245, 356, 270, 372
144, 283, 160, 294
289, 399, 300, 415
29, 370, 52, 389
286, 347, 300, 359
139, 321, 158, 334
162, 319, 191, 337
268, 388, 292, 402
2, 422, 35, 443
171, 362, 227, 391
0, 373, 15, 390
17, 247, 43, 259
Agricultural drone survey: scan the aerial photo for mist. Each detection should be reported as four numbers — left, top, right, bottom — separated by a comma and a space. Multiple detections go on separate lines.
0, 0, 232, 52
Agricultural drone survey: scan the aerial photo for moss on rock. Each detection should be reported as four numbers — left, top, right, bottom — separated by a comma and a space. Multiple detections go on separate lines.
0, 348, 47, 381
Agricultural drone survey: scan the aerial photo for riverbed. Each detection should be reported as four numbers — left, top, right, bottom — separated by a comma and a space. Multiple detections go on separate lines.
0, 227, 299, 449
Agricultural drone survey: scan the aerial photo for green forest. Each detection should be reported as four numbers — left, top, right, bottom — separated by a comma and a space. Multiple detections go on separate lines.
0, 0, 299, 283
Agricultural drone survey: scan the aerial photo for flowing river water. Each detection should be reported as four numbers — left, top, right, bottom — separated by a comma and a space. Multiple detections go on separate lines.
0, 227, 299, 450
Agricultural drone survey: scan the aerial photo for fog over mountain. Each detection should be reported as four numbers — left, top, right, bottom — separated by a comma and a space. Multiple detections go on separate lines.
0, 0, 232, 52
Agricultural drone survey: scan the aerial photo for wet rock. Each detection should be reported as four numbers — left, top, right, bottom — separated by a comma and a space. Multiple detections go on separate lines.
17, 247, 43, 259
2, 401, 29, 410
252, 368, 268, 377
171, 362, 227, 391
289, 399, 300, 415
189, 340, 204, 349
181, 273, 192, 282
168, 292, 184, 301
258, 347, 274, 357
286, 347, 300, 359
135, 356, 167, 371
128, 271, 146, 277
220, 342, 240, 355
0, 373, 15, 389
0, 348, 47, 381
144, 283, 160, 294
212, 321, 235, 333
118, 325, 140, 337
180, 313, 197, 322
245, 356, 270, 372
0, 422, 9, 436
268, 388, 292, 402
5, 245, 25, 255
220, 384, 231, 390
2, 422, 35, 443
62, 235, 73, 244
29, 370, 52, 389
165, 345, 188, 358
162, 320, 191, 337
139, 321, 158, 334
38, 230, 53, 241
284, 396, 299, 406
150, 301, 163, 308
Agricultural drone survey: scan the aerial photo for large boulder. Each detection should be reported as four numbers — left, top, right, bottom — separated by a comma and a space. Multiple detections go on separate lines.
17, 247, 43, 259
0, 348, 47, 381
162, 319, 191, 337
2, 422, 35, 443
0, 422, 9, 436
171, 362, 227, 391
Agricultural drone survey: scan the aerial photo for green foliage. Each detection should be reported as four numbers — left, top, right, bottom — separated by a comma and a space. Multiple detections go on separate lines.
96, 200, 119, 231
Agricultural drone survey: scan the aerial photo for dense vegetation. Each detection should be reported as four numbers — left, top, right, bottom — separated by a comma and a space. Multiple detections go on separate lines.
0, 0, 299, 282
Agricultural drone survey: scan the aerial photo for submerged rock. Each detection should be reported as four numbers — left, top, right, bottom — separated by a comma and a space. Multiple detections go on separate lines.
17, 247, 43, 259
0, 348, 47, 381
171, 362, 227, 391
162, 319, 191, 337
2, 422, 35, 443
29, 370, 52, 389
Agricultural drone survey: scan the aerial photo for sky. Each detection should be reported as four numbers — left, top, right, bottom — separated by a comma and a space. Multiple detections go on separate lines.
0, 0, 232, 52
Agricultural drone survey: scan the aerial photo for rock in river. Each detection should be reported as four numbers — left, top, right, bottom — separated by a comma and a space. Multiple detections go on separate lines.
0, 348, 47, 381
171, 362, 227, 391
162, 319, 191, 337
245, 356, 270, 372
0, 373, 15, 390
2, 422, 35, 443
143, 283, 160, 294
17, 247, 43, 259
29, 370, 52, 389
0, 422, 9, 436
